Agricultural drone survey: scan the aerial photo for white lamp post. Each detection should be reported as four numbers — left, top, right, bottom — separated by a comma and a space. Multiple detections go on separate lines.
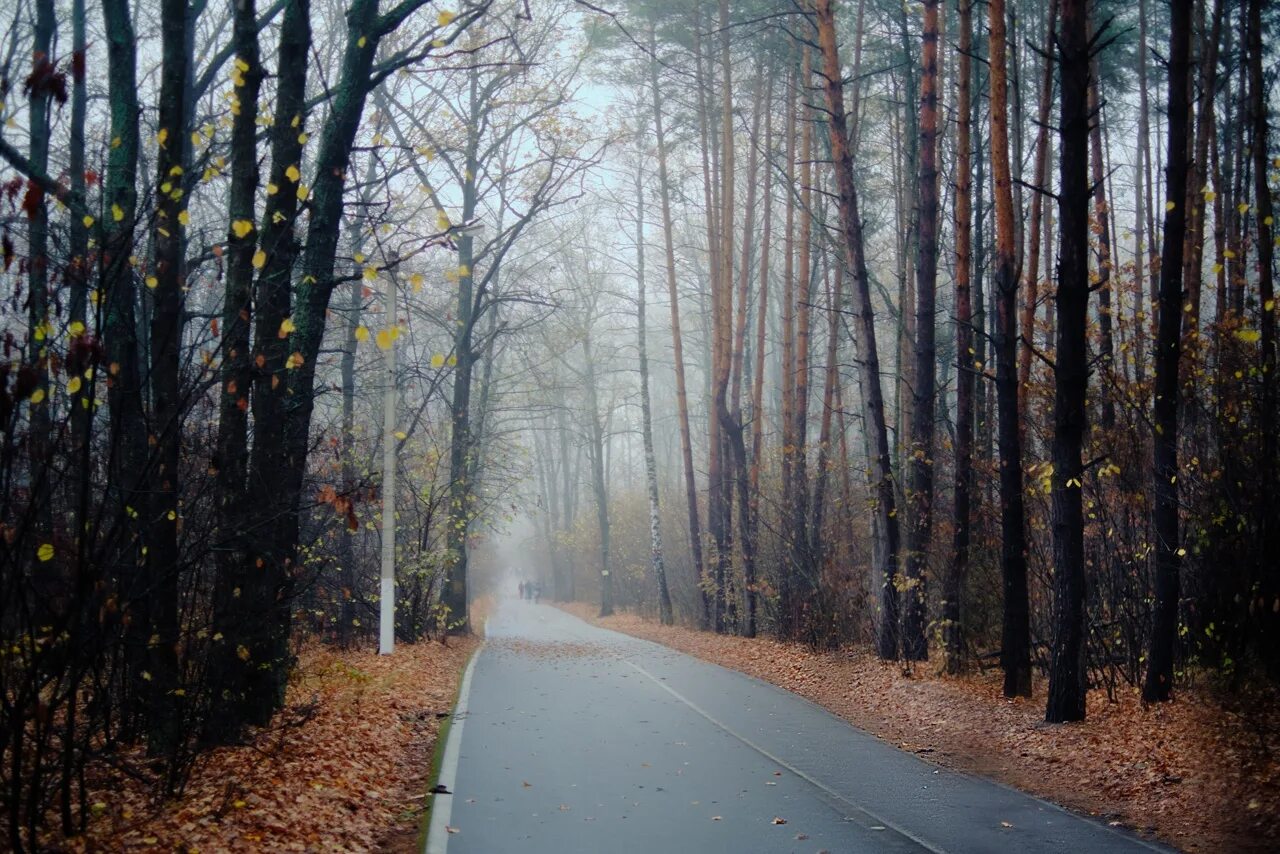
379, 268, 398, 655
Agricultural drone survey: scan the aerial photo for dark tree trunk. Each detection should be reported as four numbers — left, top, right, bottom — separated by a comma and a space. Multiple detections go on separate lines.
945, 0, 974, 676
1046, 0, 1092, 724
903, 0, 941, 663
814, 0, 902, 661
1143, 0, 1192, 704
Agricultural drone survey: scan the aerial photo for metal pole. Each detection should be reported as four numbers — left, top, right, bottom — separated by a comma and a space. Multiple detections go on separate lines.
380, 270, 397, 655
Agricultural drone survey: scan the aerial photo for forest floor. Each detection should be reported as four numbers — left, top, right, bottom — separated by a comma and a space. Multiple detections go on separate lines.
49, 635, 477, 852
557, 602, 1280, 854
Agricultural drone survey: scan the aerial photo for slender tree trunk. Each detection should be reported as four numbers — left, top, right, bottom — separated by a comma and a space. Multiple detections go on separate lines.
990, 0, 1033, 699
1020, 0, 1058, 410
650, 25, 710, 627
1087, 31, 1115, 429
814, 0, 902, 660
1046, 0, 1092, 724
145, 0, 192, 753
1143, 0, 1192, 704
66, 0, 90, 465
902, 0, 941, 662
583, 330, 613, 617
636, 161, 673, 625
944, 0, 975, 676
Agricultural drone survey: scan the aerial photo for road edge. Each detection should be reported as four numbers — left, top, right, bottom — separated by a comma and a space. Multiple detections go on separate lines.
422, 626, 485, 854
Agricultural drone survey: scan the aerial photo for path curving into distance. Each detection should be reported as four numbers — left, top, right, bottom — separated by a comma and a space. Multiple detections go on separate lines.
426, 599, 1170, 854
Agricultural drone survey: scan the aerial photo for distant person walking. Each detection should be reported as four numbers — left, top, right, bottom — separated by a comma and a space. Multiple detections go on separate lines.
518, 581, 526, 600
533, 583, 542, 604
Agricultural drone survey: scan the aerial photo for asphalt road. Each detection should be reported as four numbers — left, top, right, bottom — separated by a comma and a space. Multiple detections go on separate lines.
426, 600, 1169, 854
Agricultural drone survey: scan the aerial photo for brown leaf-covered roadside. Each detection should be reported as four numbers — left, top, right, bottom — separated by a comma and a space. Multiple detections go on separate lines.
47, 638, 476, 853
558, 602, 1278, 853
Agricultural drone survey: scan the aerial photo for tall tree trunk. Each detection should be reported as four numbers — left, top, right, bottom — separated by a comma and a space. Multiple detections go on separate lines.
814, 0, 902, 661
944, 0, 974, 676
1045, 0, 1092, 724
903, 0, 941, 662
25, 0, 54, 532
1143, 0, 1192, 704
649, 24, 710, 627
207, 0, 310, 740
1020, 0, 1058, 413
1245, 0, 1276, 671
582, 330, 613, 617
101, 0, 150, 736
991, 0, 1032, 699
636, 160, 673, 625
1087, 32, 1115, 429
145, 0, 192, 754
745, 81, 774, 640
66, 0, 90, 465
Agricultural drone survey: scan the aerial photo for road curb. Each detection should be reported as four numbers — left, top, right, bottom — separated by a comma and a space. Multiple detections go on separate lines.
423, 630, 485, 854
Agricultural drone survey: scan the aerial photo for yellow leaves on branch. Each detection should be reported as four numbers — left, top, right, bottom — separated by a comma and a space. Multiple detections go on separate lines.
252, 249, 267, 269
37, 543, 54, 562
1234, 328, 1262, 344
438, 9, 456, 26
232, 220, 254, 239
355, 325, 370, 343
285, 164, 301, 183
278, 317, 296, 338
286, 351, 304, 370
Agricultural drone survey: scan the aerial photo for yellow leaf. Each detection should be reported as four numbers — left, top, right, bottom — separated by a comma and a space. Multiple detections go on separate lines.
1239, 203, 1250, 214
82, 214, 94, 228
357, 35, 367, 48
410, 273, 424, 292
37, 543, 54, 562
1266, 300, 1275, 311
1165, 200, 1176, 211
112, 204, 125, 222
1235, 328, 1262, 343
376, 329, 393, 351
431, 353, 445, 369
232, 219, 254, 239
236, 645, 250, 661
1213, 263, 1224, 274
394, 430, 408, 440
286, 351, 303, 369
436, 210, 451, 231
68, 376, 82, 394
177, 210, 190, 226
69, 320, 86, 337
296, 183, 309, 201
167, 510, 176, 521
1266, 216, 1275, 227
354, 252, 366, 264
279, 317, 296, 336
145, 276, 158, 289
30, 388, 45, 405
438, 9, 456, 25
267, 183, 279, 195
285, 164, 301, 182
252, 249, 267, 269
355, 325, 370, 342
235, 56, 250, 72
156, 128, 169, 147
363, 265, 378, 281
1203, 189, 1216, 202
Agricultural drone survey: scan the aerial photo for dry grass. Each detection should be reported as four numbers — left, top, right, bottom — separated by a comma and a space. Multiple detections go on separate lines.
558, 601, 1279, 854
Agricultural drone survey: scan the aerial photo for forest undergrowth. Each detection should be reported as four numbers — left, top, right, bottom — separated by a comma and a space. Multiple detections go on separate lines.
40, 638, 475, 853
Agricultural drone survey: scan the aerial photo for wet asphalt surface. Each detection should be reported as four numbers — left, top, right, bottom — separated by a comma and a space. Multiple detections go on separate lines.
435, 600, 1169, 854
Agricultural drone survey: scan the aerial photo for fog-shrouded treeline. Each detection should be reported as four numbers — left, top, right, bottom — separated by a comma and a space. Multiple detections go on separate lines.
511, 0, 1279, 742
0, 0, 1277, 846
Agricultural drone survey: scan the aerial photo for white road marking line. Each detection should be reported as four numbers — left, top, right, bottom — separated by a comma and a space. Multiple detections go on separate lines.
621, 658, 948, 854
424, 641, 484, 854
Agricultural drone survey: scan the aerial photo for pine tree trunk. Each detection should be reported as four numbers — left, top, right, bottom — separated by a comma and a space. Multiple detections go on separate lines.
944, 0, 974, 676
814, 0, 902, 661
649, 24, 710, 628
1143, 0, 1192, 704
991, 0, 1033, 699
1045, 0, 1092, 724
